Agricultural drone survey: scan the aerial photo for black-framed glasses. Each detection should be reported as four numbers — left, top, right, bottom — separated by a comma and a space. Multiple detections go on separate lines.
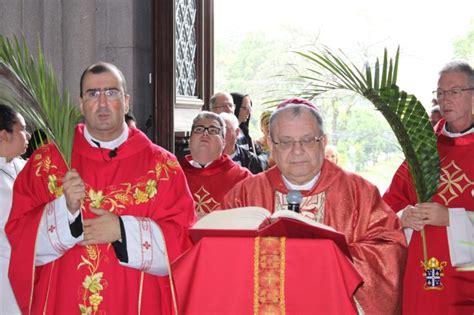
191, 125, 222, 136
272, 135, 323, 151
83, 88, 122, 101
432, 87, 474, 99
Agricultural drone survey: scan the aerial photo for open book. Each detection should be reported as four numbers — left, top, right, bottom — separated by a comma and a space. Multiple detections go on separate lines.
190, 207, 351, 259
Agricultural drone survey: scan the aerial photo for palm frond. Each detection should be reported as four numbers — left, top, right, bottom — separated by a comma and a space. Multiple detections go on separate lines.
295, 46, 439, 203
0, 35, 81, 165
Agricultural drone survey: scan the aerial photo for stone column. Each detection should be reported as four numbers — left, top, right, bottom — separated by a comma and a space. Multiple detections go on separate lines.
62, 0, 96, 100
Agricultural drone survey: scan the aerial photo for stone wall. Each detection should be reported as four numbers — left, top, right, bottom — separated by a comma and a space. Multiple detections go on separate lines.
0, 0, 153, 129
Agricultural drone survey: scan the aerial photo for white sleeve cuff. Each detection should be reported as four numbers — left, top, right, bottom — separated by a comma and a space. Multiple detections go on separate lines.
447, 208, 474, 267
396, 209, 413, 244
35, 195, 83, 265
119, 216, 168, 275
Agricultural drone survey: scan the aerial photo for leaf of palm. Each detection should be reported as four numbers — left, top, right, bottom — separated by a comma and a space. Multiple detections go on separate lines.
0, 35, 81, 165
296, 47, 439, 203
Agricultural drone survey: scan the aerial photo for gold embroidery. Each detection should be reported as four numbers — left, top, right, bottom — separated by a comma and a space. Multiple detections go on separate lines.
152, 158, 179, 181
274, 191, 326, 223
254, 237, 286, 315
47, 174, 63, 197
437, 161, 474, 205
194, 186, 220, 213
78, 245, 106, 315
133, 187, 150, 204
88, 189, 105, 209
34, 155, 52, 176
35, 148, 181, 313
145, 179, 157, 197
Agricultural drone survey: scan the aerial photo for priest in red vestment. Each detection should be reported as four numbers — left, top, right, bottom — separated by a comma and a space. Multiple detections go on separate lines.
180, 111, 251, 215
383, 61, 474, 315
224, 99, 407, 315
6, 62, 196, 315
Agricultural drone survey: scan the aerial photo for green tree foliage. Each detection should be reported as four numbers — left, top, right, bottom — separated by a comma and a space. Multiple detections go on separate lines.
316, 92, 399, 172
453, 20, 474, 64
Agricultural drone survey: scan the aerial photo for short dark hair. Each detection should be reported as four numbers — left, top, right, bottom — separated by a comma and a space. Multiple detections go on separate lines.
125, 112, 136, 123
191, 111, 226, 138
79, 62, 127, 97
0, 104, 19, 133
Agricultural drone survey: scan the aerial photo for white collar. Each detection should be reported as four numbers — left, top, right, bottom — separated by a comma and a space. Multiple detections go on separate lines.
283, 172, 320, 191
0, 156, 23, 181
0, 156, 9, 165
189, 159, 213, 168
442, 124, 474, 138
84, 124, 129, 149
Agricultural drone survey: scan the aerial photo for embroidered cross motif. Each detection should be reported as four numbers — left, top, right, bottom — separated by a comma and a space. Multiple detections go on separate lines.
438, 161, 474, 204
194, 186, 220, 213
142, 241, 151, 250
48, 225, 56, 233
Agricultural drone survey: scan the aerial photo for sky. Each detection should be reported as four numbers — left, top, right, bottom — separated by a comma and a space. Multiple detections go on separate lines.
215, 0, 473, 107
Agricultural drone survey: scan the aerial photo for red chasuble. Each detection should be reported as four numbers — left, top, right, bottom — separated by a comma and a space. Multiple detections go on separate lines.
6, 124, 196, 315
180, 154, 251, 214
383, 119, 474, 315
224, 162, 407, 315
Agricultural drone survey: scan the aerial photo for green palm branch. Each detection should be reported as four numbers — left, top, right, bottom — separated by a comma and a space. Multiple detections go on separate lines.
294, 47, 440, 262
0, 35, 81, 165
295, 46, 439, 203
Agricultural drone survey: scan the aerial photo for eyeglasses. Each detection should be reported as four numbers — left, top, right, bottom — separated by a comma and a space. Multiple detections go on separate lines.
432, 87, 474, 99
213, 103, 235, 110
191, 125, 222, 136
83, 88, 122, 101
272, 135, 323, 151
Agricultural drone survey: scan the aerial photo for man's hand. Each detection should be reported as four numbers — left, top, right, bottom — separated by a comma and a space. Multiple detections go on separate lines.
400, 205, 426, 231
62, 169, 85, 214
416, 202, 449, 227
81, 208, 121, 245
401, 202, 449, 230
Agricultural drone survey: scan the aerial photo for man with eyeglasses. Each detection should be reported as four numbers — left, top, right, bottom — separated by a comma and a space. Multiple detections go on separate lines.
384, 61, 474, 314
209, 91, 235, 114
180, 111, 251, 217
6, 62, 196, 314
224, 98, 406, 314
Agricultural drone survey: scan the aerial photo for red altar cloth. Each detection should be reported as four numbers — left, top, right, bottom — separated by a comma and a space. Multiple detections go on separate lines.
172, 237, 362, 314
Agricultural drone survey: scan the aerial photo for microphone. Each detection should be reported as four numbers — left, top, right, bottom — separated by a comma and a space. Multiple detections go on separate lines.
287, 190, 302, 213
91, 140, 118, 161
109, 148, 118, 158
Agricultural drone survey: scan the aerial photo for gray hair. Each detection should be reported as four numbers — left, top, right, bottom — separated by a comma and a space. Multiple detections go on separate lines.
219, 112, 239, 130
209, 92, 233, 110
191, 111, 226, 138
269, 104, 324, 138
439, 61, 474, 87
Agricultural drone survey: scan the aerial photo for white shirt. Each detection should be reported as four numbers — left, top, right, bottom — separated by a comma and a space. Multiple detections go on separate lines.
0, 156, 26, 315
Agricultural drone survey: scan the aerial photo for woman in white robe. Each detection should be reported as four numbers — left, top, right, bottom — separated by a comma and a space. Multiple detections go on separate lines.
0, 104, 30, 315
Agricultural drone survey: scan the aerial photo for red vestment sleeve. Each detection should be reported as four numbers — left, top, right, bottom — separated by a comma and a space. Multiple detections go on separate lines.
6, 144, 67, 313
382, 160, 418, 211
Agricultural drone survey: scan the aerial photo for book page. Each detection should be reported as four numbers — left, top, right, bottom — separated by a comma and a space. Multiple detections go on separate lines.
270, 210, 336, 232
191, 207, 272, 230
